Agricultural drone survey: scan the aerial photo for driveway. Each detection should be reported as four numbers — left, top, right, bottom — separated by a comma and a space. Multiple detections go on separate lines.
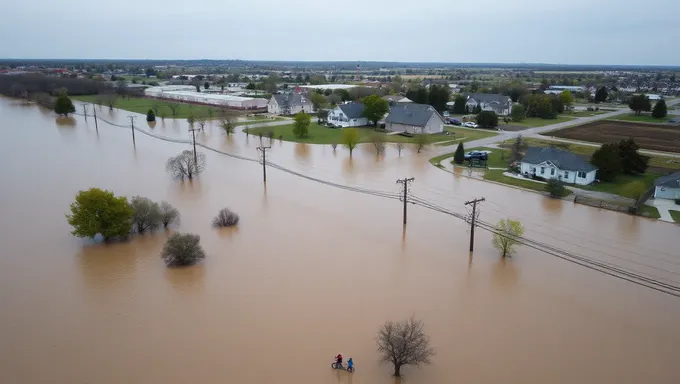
649, 198, 679, 223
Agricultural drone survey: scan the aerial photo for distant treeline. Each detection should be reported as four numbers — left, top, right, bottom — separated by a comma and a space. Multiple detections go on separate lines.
0, 74, 109, 99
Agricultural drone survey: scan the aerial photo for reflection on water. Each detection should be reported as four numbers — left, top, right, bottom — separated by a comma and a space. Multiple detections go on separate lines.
147, 120, 157, 129
1, 97, 680, 384
55, 116, 76, 127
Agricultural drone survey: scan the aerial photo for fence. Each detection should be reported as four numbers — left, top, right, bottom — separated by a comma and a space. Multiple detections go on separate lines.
573, 195, 633, 213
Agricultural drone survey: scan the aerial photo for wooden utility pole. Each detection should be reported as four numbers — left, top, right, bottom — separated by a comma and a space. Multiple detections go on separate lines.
257, 146, 271, 184
396, 177, 415, 225
128, 116, 136, 145
189, 127, 199, 169
92, 103, 98, 134
464, 197, 485, 252
82, 104, 88, 120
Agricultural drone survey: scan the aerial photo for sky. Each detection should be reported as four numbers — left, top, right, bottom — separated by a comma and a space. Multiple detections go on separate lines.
0, 0, 678, 66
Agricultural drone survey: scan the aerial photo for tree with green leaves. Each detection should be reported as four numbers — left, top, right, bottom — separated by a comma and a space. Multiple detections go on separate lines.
428, 84, 451, 112
415, 132, 430, 153
476, 111, 498, 128
511, 104, 526, 122
509, 134, 526, 164
559, 91, 574, 111
545, 179, 567, 198
590, 143, 622, 182
293, 112, 311, 138
342, 128, 360, 157
130, 196, 162, 234
618, 138, 649, 175
146, 109, 155, 122
628, 94, 651, 115
54, 95, 75, 116
652, 99, 667, 119
594, 86, 608, 103
310, 92, 327, 111
452, 95, 467, 114
491, 218, 525, 258
453, 142, 465, 164
361, 94, 389, 125
473, 103, 482, 114
623, 180, 648, 202
66, 188, 134, 240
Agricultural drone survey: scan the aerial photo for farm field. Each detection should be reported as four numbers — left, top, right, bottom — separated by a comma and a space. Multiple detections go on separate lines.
547, 120, 680, 154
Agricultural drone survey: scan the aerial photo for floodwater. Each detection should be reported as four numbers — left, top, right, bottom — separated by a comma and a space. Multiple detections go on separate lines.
1, 97, 680, 383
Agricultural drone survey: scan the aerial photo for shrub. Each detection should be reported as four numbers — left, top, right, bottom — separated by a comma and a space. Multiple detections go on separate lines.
160, 201, 180, 228
545, 178, 567, 198
161, 233, 205, 267
212, 208, 239, 227
532, 175, 545, 182
130, 196, 162, 233
675, 198, 680, 205
146, 109, 156, 122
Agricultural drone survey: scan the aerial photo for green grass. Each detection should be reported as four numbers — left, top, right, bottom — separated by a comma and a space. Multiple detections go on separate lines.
509, 116, 574, 127
610, 114, 670, 123
429, 153, 454, 168
669, 210, 680, 223
457, 147, 509, 168
244, 124, 497, 145
560, 110, 608, 118
483, 169, 572, 196
580, 173, 660, 198
234, 117, 285, 126
443, 126, 497, 142
638, 205, 661, 219
73, 95, 223, 119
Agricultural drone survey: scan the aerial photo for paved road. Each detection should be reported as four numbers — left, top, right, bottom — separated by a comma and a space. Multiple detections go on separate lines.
433, 97, 680, 156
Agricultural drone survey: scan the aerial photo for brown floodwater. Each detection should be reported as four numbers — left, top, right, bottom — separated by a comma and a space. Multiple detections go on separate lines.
1, 97, 680, 384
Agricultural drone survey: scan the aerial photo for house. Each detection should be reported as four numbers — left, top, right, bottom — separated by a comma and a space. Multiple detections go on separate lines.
327, 102, 367, 127
520, 147, 598, 186
384, 103, 445, 134
382, 95, 413, 106
267, 93, 313, 115
465, 93, 513, 116
653, 172, 680, 200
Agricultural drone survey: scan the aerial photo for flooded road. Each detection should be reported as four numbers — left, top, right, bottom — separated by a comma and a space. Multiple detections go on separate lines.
1, 97, 680, 383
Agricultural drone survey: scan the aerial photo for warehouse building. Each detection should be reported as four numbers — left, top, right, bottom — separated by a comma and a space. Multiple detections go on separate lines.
145, 86, 268, 109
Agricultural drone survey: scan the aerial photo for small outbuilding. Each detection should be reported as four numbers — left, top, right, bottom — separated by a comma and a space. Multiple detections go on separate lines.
653, 172, 680, 200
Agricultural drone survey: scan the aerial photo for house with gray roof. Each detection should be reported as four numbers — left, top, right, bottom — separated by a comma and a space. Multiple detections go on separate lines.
327, 102, 368, 127
465, 93, 513, 116
653, 172, 680, 200
520, 147, 598, 185
385, 103, 445, 134
267, 92, 313, 115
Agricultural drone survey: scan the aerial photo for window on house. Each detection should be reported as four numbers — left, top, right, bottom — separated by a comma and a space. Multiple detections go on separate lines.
540, 167, 545, 174
550, 168, 555, 176
564, 171, 569, 178
577, 171, 586, 178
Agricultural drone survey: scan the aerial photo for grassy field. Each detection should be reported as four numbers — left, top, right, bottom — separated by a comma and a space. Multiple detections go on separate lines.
73, 95, 223, 119
561, 110, 609, 118
670, 210, 680, 223
611, 114, 670, 123
244, 124, 497, 145
639, 205, 661, 219
509, 116, 575, 128
484, 169, 571, 196
580, 173, 660, 199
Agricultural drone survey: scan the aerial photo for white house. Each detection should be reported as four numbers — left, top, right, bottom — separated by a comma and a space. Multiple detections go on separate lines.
267, 93, 313, 115
465, 93, 513, 116
327, 102, 368, 127
653, 172, 680, 200
520, 147, 598, 186
384, 103, 445, 134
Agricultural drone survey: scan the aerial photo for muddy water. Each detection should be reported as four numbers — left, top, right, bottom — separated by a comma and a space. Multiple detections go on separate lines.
1, 97, 680, 383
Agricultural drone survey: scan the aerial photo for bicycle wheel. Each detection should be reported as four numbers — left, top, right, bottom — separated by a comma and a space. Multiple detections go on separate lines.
331, 362, 338, 369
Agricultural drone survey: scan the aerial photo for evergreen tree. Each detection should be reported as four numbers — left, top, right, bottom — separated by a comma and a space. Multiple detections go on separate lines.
594, 86, 608, 103
628, 94, 652, 115
146, 109, 156, 122
652, 99, 667, 118
452, 95, 467, 114
618, 138, 649, 175
54, 95, 75, 116
453, 143, 465, 164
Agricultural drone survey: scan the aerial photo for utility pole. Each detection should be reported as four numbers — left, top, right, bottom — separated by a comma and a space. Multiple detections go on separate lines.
396, 177, 415, 225
82, 104, 88, 120
189, 127, 198, 168
464, 197, 485, 252
92, 103, 98, 134
257, 146, 271, 184
128, 116, 136, 145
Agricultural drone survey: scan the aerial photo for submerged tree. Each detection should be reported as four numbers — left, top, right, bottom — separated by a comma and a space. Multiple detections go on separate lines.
212, 208, 240, 227
146, 108, 156, 122
159, 201, 180, 228
376, 316, 435, 377
395, 142, 404, 156
130, 196, 162, 234
415, 132, 430, 153
166, 150, 206, 180
491, 218, 525, 258
545, 178, 566, 198
54, 95, 75, 116
66, 188, 134, 240
370, 132, 386, 155
161, 233, 206, 267
342, 128, 360, 157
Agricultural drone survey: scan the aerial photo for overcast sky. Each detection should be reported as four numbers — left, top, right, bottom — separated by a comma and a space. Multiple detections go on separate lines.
1, 0, 677, 65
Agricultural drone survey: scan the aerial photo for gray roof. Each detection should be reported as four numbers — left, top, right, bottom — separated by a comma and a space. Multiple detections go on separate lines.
272, 93, 310, 107
385, 103, 442, 127
522, 147, 598, 172
654, 172, 680, 188
338, 102, 365, 119
466, 93, 511, 105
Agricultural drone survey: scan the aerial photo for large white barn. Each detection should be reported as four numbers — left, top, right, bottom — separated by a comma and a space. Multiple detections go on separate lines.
145, 86, 268, 109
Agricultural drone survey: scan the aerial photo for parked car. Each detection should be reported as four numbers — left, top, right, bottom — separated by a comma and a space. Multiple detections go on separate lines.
464, 151, 488, 161
463, 122, 478, 128
446, 118, 462, 125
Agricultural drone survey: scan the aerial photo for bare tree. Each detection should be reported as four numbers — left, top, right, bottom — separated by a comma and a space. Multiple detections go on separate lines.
376, 316, 435, 377
168, 103, 179, 116
331, 142, 338, 151
166, 150, 206, 180
207, 108, 214, 119
130, 196, 163, 234
161, 233, 205, 267
160, 201, 180, 228
396, 142, 405, 156
152, 103, 160, 115
370, 132, 386, 155
415, 132, 430, 154
101, 93, 118, 111
220, 117, 235, 135
212, 208, 239, 227
196, 115, 207, 131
